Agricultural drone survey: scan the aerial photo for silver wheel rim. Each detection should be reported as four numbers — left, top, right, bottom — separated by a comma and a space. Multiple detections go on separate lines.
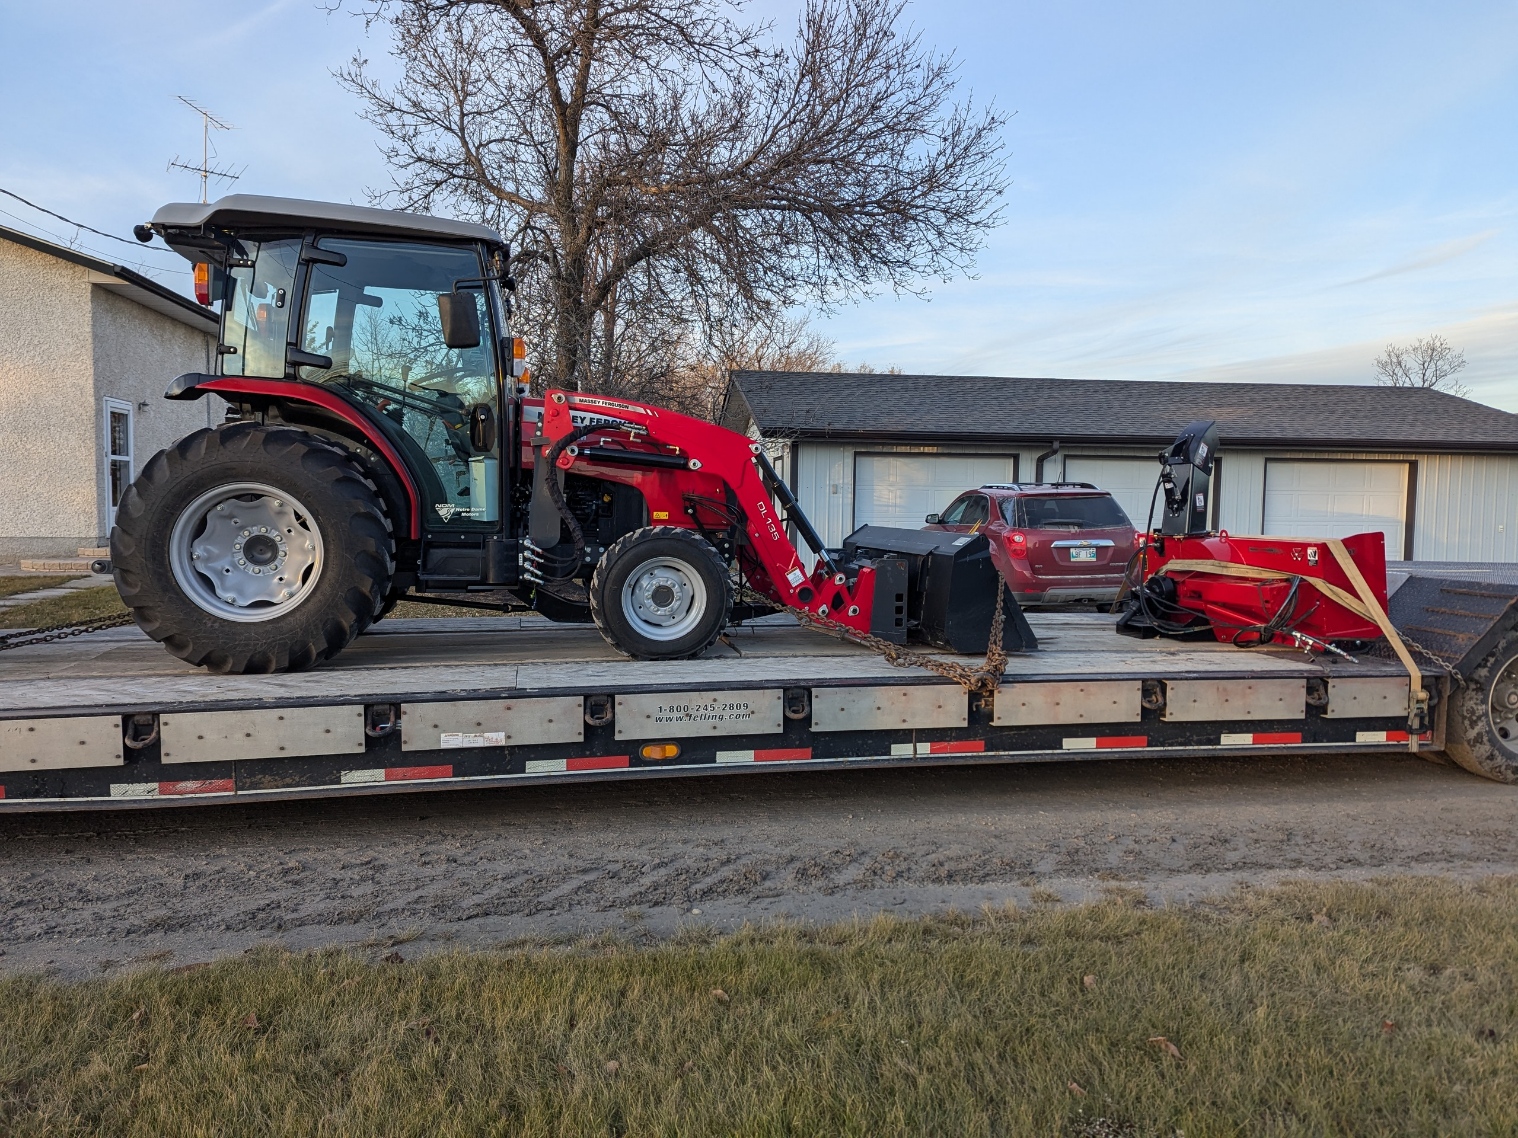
620, 555, 708, 642
168, 482, 324, 623
1489, 654, 1518, 756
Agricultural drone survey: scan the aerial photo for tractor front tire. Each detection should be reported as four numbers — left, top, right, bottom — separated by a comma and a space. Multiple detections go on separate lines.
1442, 627, 1518, 783
111, 424, 394, 674
589, 526, 732, 660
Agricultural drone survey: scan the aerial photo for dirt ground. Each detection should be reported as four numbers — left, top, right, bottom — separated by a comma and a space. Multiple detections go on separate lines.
3, 751, 1516, 979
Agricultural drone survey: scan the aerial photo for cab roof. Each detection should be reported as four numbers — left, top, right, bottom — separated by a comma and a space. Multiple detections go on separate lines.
149, 193, 504, 254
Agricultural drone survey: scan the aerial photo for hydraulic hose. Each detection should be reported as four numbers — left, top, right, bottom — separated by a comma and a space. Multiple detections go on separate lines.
533, 422, 604, 579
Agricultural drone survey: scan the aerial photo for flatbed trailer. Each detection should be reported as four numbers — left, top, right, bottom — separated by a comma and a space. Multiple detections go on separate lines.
6, 567, 1516, 811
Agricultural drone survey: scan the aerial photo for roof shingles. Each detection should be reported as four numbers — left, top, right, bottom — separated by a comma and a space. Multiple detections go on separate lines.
729, 372, 1518, 451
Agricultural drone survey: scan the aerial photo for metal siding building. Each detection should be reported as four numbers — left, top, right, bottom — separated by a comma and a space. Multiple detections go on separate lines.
724, 372, 1518, 563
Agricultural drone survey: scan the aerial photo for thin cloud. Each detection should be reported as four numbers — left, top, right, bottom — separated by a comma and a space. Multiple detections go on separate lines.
1335, 229, 1497, 287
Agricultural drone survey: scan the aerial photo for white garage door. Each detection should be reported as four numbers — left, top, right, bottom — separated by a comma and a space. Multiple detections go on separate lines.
1263, 461, 1407, 552
1061, 456, 1161, 529
853, 453, 1017, 529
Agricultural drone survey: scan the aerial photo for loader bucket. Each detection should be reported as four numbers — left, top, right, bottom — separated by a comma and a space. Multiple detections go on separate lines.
842, 526, 1038, 654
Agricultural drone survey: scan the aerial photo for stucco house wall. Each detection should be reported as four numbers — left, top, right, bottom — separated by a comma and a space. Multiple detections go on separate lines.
0, 233, 218, 561
0, 241, 98, 558
88, 284, 220, 543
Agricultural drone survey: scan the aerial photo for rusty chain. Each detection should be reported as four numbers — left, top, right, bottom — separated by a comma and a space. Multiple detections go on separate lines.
0, 612, 135, 652
1392, 630, 1466, 688
743, 582, 1009, 694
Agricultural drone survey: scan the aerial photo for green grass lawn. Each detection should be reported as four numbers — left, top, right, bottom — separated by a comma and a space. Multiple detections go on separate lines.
0, 586, 127, 629
0, 575, 85, 601
2, 877, 1515, 1136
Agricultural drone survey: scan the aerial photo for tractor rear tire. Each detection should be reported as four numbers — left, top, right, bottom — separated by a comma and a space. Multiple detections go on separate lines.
1441, 626, 1518, 783
589, 526, 732, 660
111, 424, 394, 674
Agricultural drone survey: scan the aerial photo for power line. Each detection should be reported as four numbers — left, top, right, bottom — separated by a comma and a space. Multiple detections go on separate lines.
0, 205, 188, 279
0, 186, 146, 246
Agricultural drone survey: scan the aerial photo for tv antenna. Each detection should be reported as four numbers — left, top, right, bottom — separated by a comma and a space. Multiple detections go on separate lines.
169, 96, 244, 203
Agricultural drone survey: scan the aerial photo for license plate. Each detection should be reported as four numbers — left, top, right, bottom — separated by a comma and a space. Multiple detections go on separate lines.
1068, 547, 1097, 562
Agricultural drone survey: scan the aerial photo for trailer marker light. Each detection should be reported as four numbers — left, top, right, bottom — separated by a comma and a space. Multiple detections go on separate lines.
1062, 735, 1148, 750
640, 742, 681, 760
193, 262, 212, 305
1221, 732, 1302, 746
716, 747, 812, 764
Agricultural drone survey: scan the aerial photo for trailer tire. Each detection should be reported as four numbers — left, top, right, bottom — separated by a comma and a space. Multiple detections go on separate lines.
1442, 627, 1518, 783
590, 526, 731, 660
111, 424, 394, 674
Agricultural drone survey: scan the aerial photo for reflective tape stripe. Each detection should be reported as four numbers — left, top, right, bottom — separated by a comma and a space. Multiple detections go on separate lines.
1063, 735, 1148, 750
110, 779, 236, 798
890, 741, 986, 756
340, 765, 453, 785
525, 756, 630, 774
1355, 730, 1432, 744
1220, 732, 1303, 746
716, 748, 812, 764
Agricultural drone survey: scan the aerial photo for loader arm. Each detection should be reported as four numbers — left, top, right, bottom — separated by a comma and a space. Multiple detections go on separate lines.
538, 389, 880, 633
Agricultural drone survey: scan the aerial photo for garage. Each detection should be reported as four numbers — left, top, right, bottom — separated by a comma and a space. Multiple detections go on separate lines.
853, 453, 1016, 529
730, 371, 1518, 561
1061, 456, 1164, 529
1263, 460, 1408, 554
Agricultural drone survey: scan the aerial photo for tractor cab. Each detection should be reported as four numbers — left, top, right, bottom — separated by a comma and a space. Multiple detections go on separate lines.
144, 195, 533, 596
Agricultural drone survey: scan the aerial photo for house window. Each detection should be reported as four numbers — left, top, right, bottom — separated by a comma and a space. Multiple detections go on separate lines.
104, 398, 133, 530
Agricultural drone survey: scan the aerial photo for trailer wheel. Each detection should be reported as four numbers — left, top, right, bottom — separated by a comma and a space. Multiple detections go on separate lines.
111, 424, 394, 674
589, 526, 731, 659
1443, 627, 1518, 783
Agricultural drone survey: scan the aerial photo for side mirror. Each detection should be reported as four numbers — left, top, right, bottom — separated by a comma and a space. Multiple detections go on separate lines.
924, 513, 942, 525
438, 292, 481, 349
469, 403, 497, 452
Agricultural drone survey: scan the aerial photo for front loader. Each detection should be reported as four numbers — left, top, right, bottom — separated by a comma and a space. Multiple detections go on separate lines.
114, 194, 1031, 673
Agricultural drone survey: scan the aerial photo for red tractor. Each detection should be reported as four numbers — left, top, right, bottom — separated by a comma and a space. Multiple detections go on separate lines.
118, 195, 1034, 673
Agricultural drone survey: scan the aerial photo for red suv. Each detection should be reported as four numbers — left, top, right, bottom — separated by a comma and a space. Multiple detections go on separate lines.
925, 483, 1138, 606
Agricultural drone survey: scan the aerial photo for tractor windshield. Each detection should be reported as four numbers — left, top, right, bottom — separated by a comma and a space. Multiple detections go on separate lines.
296, 238, 500, 527
220, 239, 300, 378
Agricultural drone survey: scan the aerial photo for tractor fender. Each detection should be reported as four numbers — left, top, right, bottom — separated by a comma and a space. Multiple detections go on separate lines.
165, 374, 421, 539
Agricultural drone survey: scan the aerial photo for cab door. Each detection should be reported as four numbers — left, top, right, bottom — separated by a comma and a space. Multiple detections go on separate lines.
294, 238, 502, 532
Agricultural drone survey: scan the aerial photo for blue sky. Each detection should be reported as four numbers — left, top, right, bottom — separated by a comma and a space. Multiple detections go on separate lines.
2, 0, 1515, 407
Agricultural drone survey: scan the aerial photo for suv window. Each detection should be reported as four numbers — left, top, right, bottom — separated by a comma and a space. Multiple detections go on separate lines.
1005, 494, 1131, 529
940, 493, 990, 526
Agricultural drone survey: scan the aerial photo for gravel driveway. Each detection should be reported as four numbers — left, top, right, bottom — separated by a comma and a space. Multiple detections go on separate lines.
3, 751, 1516, 979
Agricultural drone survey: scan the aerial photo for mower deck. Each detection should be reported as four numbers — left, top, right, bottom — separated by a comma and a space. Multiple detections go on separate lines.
0, 611, 1437, 812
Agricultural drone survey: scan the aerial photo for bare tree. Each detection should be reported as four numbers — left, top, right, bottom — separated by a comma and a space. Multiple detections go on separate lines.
340, 0, 1006, 409
1374, 334, 1470, 398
